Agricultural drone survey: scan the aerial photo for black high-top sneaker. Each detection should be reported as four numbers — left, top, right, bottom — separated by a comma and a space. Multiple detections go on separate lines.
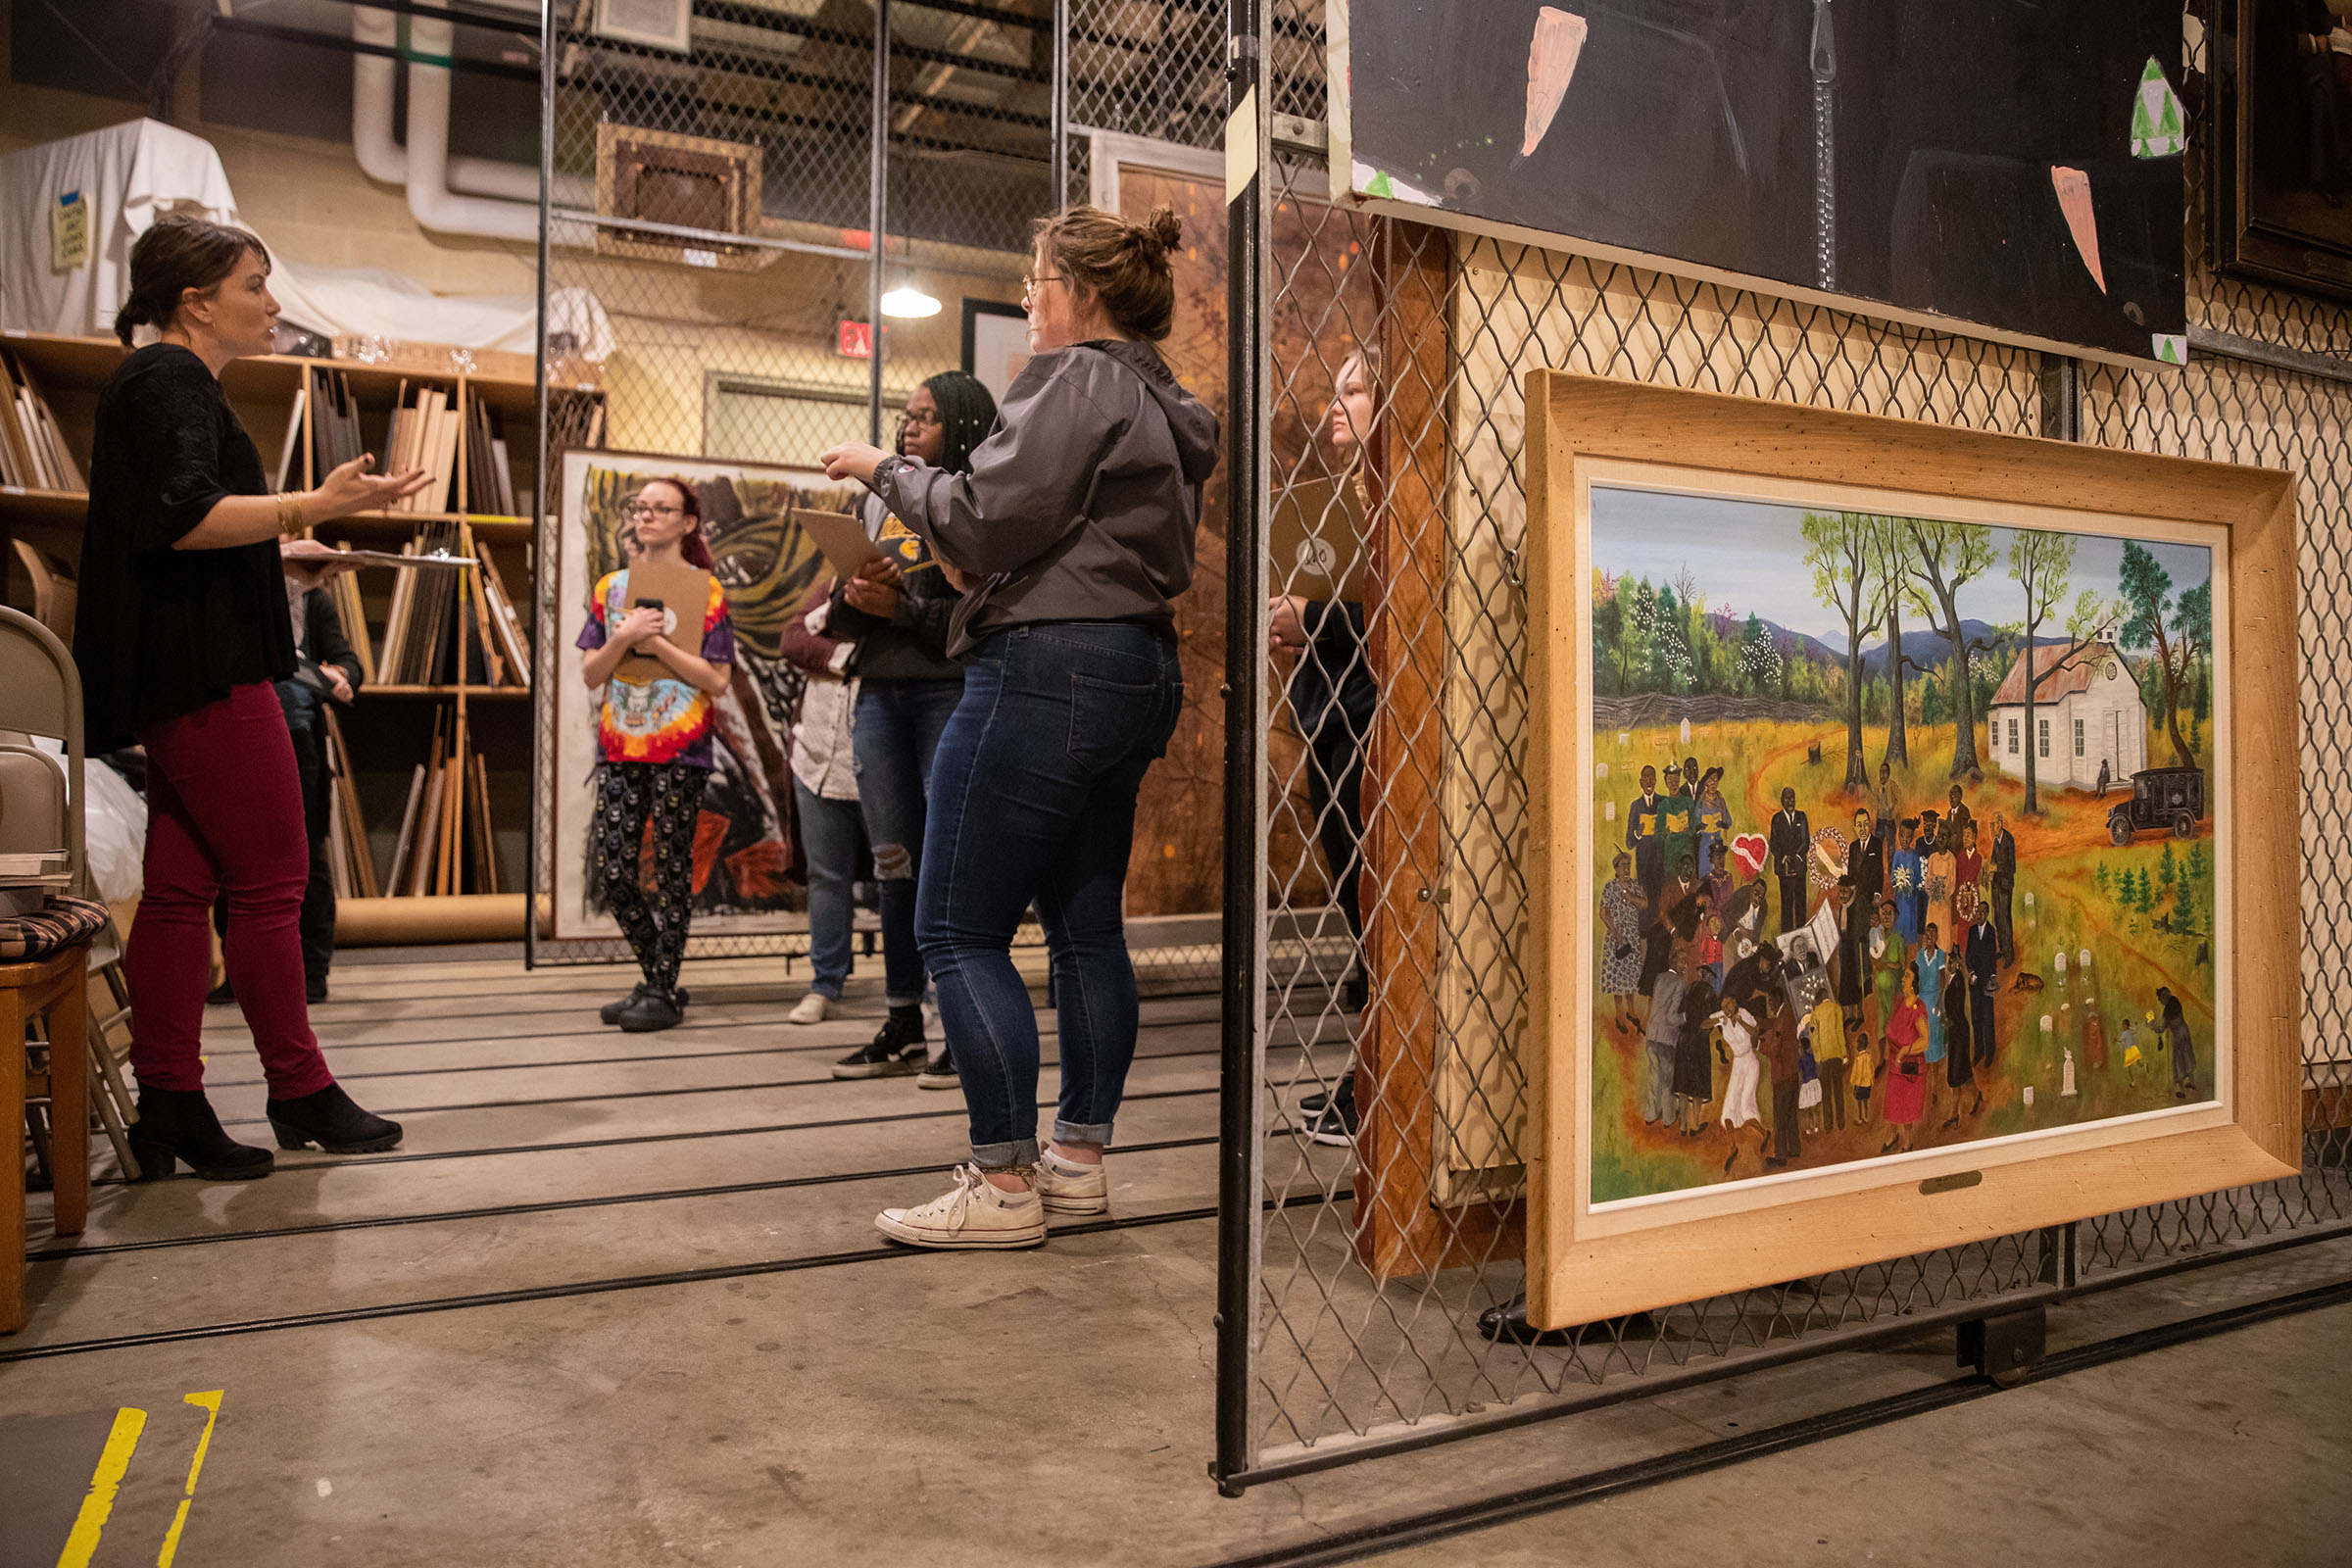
833, 1005, 926, 1079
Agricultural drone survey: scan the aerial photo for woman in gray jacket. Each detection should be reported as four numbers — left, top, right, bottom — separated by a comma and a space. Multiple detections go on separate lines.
821, 204, 1218, 1250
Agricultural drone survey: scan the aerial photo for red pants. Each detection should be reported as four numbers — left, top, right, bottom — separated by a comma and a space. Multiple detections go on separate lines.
127, 683, 334, 1098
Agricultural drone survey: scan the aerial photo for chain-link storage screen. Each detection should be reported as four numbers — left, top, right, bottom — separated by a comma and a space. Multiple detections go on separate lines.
1232, 18, 2352, 1477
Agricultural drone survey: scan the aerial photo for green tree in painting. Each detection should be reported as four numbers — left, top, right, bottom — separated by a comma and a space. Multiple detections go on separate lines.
2157, 843, 2177, 903
1861, 514, 1915, 764
1736, 612, 1783, 697
1905, 516, 1998, 778
2093, 860, 2112, 898
1801, 510, 1875, 794
2116, 541, 2211, 766
2120, 865, 2147, 913
1593, 571, 1627, 695
2185, 842, 2208, 885
2175, 881, 2200, 935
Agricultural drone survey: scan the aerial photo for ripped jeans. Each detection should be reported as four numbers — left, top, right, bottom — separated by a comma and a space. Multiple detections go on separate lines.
852, 675, 964, 1006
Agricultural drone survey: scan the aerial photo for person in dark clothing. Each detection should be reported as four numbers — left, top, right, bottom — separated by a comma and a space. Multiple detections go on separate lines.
1722, 937, 1784, 1020
2158, 986, 2197, 1100
75, 216, 415, 1179
1846, 807, 1886, 906
1768, 787, 1810, 934
1628, 764, 1665, 907
206, 586, 364, 1005
1276, 347, 1381, 1146
1761, 991, 1803, 1166
1966, 907, 2001, 1070
1988, 811, 2018, 966
825, 370, 999, 1085
1943, 958, 1979, 1122
825, 205, 1217, 1250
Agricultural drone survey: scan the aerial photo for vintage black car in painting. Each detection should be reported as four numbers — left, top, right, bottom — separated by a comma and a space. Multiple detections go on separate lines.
2108, 765, 2206, 844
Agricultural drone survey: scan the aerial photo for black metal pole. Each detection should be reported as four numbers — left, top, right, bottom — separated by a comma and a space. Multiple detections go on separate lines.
1051, 0, 1070, 208
868, 0, 891, 446
1213, 0, 1266, 1499
524, 0, 555, 969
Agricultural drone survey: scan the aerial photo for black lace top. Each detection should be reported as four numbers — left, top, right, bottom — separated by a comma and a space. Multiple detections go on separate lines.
74, 344, 293, 752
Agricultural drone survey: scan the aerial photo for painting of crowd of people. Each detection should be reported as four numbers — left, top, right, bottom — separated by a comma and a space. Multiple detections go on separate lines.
1586, 486, 2223, 1205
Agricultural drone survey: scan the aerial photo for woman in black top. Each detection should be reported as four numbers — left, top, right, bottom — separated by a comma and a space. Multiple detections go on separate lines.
76, 216, 427, 1180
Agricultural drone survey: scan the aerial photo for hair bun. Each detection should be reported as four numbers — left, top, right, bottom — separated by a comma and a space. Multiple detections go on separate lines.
1143, 207, 1182, 256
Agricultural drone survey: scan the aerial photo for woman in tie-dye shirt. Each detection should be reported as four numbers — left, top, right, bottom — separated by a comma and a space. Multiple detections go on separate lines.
576, 477, 736, 1031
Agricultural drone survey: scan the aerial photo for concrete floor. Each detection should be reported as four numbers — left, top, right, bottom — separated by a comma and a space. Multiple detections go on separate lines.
3, 953, 2346, 1567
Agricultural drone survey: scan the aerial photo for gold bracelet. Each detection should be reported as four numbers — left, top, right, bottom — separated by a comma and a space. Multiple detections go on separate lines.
275, 491, 306, 536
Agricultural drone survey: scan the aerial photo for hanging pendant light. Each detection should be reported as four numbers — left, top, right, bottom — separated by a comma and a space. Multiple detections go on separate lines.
880, 282, 942, 318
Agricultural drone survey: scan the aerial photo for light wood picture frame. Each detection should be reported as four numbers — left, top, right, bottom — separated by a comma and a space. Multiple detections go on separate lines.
1524, 372, 2301, 1330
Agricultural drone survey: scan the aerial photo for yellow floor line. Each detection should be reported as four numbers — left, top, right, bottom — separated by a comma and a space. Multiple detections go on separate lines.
155, 1391, 224, 1568
55, 1405, 146, 1568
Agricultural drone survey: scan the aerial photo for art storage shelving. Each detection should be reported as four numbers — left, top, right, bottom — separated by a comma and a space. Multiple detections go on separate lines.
0, 329, 602, 943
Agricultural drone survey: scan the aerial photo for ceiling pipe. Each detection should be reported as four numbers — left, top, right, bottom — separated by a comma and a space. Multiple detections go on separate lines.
405, 10, 543, 240
352, 4, 542, 203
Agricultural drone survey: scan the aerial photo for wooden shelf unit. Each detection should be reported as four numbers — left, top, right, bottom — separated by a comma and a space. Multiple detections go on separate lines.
0, 331, 598, 940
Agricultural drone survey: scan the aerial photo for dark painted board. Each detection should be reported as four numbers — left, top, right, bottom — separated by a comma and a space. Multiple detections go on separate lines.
1344, 0, 2186, 363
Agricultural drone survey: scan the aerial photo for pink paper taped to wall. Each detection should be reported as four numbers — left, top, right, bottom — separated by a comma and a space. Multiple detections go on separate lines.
1523, 7, 1590, 159
2050, 165, 2106, 294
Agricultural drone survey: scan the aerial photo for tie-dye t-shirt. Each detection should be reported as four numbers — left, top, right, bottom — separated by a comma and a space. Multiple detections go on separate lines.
575, 568, 736, 767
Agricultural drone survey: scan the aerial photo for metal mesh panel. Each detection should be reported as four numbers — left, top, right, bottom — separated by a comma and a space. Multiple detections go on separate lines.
1238, 18, 2352, 1476
1065, 0, 1226, 147
532, 1, 1037, 966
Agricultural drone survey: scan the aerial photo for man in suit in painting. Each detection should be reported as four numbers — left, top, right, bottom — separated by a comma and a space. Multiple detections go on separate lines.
1629, 764, 1665, 906
1988, 811, 2019, 967
1966, 904, 2001, 1071
1769, 786, 1811, 936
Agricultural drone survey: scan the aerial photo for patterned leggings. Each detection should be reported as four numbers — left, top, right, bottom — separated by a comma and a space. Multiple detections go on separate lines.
592, 761, 708, 994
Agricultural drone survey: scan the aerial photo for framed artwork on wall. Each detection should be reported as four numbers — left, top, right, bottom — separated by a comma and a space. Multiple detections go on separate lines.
1523, 373, 2301, 1329
1329, 0, 2190, 366
2208, 0, 2352, 300
960, 298, 1031, 411
548, 449, 858, 941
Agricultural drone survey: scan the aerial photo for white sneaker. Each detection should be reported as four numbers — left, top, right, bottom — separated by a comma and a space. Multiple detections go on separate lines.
1033, 1151, 1108, 1216
787, 993, 833, 1025
875, 1164, 1047, 1250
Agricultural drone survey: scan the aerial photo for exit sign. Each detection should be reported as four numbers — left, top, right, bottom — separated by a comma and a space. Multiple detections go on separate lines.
837, 319, 873, 359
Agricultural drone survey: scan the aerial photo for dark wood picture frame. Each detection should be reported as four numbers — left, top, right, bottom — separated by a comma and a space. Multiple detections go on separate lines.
2209, 0, 2352, 300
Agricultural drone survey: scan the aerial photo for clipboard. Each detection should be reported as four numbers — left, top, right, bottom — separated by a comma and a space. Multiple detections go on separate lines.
1266, 474, 1367, 602
794, 508, 885, 576
296, 548, 477, 569
610, 558, 712, 684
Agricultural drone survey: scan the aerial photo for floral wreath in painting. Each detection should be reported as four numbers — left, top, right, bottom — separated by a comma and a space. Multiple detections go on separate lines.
1807, 825, 1848, 890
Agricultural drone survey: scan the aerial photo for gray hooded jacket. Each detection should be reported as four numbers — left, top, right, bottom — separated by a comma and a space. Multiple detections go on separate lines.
869, 340, 1220, 658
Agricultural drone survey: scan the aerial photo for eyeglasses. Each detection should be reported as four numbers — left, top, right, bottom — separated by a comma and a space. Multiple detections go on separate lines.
624, 501, 685, 519
1020, 271, 1064, 297
896, 408, 943, 429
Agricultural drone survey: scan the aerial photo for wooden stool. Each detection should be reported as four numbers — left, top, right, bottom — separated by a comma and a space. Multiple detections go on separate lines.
4, 944, 91, 1335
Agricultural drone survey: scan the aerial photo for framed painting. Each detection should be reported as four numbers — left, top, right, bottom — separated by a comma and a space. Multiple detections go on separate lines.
1329, 0, 2190, 366
1524, 373, 2301, 1329
2209, 0, 2352, 300
960, 299, 1031, 412
548, 449, 858, 942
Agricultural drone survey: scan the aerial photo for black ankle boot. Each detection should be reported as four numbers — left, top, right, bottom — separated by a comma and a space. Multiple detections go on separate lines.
266, 1082, 404, 1153
129, 1088, 273, 1181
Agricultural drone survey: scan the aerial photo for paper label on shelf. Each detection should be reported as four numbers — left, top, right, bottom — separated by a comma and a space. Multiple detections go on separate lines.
51, 191, 88, 271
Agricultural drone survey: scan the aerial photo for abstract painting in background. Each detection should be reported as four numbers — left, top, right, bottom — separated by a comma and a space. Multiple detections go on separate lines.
551, 451, 854, 940
1582, 483, 2224, 1205
1337, 0, 2188, 363
2209, 0, 2352, 299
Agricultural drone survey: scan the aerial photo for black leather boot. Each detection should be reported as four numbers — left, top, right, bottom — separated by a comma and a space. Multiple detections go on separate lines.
266, 1082, 405, 1153
600, 982, 690, 1026
129, 1088, 273, 1181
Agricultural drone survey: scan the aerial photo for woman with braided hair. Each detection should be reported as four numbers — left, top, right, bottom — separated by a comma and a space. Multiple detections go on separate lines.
823, 369, 998, 1081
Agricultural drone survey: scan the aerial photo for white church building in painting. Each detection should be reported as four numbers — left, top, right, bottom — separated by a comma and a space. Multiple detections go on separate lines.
1985, 630, 2147, 792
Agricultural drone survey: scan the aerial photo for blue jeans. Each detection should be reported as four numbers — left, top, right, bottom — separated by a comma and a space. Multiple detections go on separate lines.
852, 676, 963, 1006
916, 623, 1182, 1167
794, 779, 864, 1000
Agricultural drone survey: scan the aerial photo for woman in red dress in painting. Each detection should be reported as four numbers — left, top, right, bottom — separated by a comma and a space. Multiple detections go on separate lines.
1880, 966, 1930, 1153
